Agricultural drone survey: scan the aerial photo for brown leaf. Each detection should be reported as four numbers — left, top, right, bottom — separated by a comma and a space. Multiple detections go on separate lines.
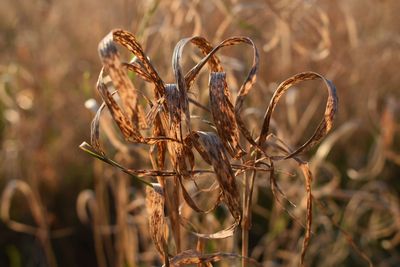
90, 101, 107, 155
152, 115, 167, 169
191, 131, 241, 221
96, 72, 143, 142
259, 71, 338, 159
112, 29, 165, 99
165, 84, 183, 134
299, 163, 313, 267
185, 36, 260, 147
177, 173, 222, 214
122, 61, 153, 83
209, 72, 245, 159
173, 36, 222, 90
146, 183, 169, 264
98, 32, 140, 129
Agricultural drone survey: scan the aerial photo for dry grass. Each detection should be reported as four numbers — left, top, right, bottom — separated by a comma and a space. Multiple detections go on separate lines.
0, 0, 399, 266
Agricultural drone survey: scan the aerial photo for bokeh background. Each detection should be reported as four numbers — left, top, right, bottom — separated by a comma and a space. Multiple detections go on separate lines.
0, 0, 399, 266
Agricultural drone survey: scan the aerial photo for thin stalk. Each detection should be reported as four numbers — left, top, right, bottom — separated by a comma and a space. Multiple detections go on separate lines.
93, 166, 108, 267
172, 176, 182, 252
196, 238, 206, 267
79, 142, 153, 188
115, 174, 129, 267
28, 179, 58, 267
241, 162, 250, 267
39, 231, 58, 267
242, 154, 259, 267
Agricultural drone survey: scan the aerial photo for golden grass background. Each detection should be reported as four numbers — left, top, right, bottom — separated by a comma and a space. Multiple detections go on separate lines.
0, 0, 399, 266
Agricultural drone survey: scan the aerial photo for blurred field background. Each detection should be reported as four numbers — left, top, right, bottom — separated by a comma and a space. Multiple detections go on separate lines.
0, 0, 399, 266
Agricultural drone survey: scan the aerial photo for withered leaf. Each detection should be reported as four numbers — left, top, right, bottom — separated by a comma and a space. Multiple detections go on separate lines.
98, 33, 140, 129
96, 73, 143, 142
90, 101, 107, 155
185, 36, 260, 147
259, 71, 338, 159
173, 36, 222, 90
122, 61, 153, 83
146, 183, 169, 263
165, 84, 182, 134
191, 131, 241, 221
209, 72, 245, 159
111, 29, 165, 98
299, 163, 313, 267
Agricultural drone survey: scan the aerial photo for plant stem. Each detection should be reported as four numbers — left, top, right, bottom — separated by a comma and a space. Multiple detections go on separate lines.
242, 164, 250, 267
242, 155, 259, 267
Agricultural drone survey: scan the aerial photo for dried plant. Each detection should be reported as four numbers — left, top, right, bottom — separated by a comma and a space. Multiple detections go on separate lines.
2, 1, 399, 266
80, 28, 338, 266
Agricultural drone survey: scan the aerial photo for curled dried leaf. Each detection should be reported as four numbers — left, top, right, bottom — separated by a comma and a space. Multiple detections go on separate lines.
259, 71, 338, 159
172, 36, 221, 125
185, 37, 260, 148
173, 36, 222, 90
